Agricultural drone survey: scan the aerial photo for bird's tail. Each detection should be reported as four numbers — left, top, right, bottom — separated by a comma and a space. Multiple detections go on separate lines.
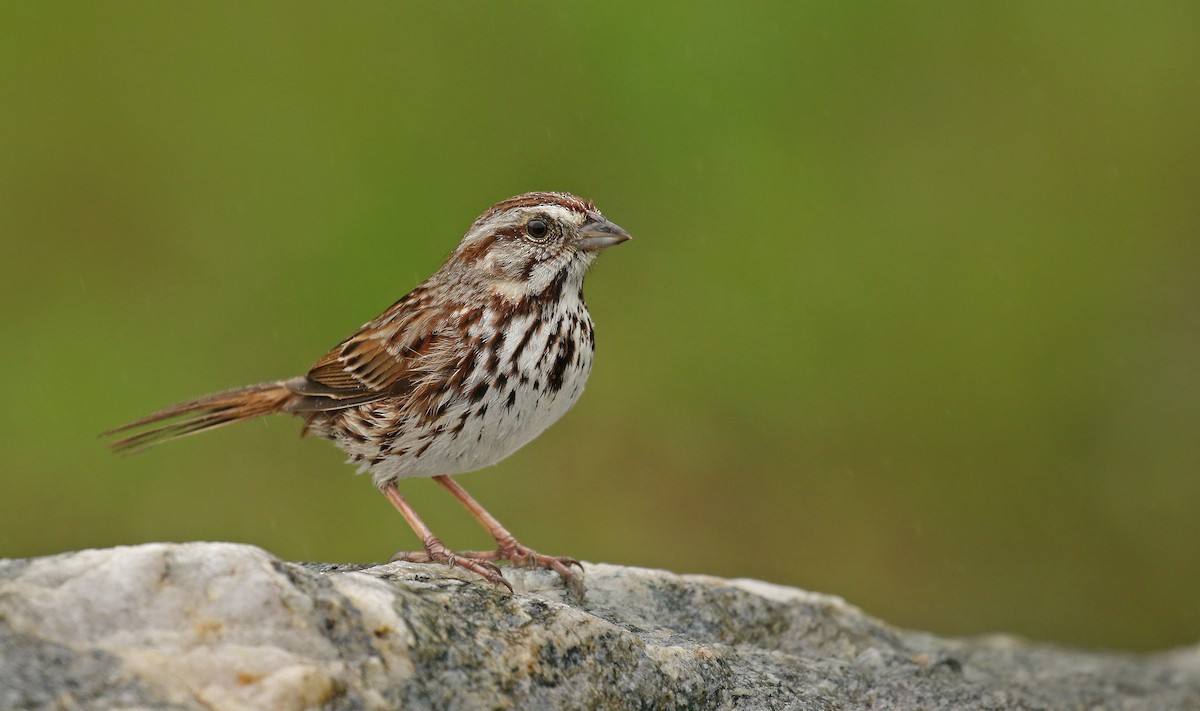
104, 379, 302, 453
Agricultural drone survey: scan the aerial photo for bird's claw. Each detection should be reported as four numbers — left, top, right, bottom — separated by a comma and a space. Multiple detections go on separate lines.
389, 542, 513, 593
454, 540, 585, 599
389, 538, 583, 598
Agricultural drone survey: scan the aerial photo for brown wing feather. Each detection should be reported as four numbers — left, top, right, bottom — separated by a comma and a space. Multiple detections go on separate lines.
287, 286, 462, 411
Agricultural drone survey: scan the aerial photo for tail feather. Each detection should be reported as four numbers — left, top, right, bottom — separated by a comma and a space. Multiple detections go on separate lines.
104, 379, 301, 453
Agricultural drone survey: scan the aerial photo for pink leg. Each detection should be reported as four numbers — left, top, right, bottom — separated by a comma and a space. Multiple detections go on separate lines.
432, 475, 584, 597
381, 482, 512, 593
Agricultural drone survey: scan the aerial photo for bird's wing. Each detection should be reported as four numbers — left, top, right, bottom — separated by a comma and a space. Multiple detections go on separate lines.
287, 287, 462, 412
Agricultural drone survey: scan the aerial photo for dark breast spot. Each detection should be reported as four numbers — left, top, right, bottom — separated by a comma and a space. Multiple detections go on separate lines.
547, 331, 577, 394
512, 322, 539, 361
469, 381, 489, 403
547, 353, 569, 393
450, 412, 468, 439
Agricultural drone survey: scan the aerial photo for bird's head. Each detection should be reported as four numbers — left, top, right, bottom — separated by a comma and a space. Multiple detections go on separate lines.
447, 192, 631, 302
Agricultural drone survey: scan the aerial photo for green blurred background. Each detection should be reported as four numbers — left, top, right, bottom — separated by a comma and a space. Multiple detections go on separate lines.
3, 3, 1199, 651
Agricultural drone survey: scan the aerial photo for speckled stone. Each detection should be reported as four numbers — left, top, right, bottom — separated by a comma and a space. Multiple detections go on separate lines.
1, 543, 1197, 710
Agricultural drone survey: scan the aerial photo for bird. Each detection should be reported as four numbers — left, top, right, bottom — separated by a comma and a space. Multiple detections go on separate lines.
105, 192, 631, 596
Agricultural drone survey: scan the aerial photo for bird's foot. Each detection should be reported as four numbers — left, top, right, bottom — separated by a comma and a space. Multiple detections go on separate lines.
389, 538, 513, 593
454, 537, 584, 598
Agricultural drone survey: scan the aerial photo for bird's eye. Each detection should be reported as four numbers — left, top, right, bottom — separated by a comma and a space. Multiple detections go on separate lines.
526, 219, 548, 240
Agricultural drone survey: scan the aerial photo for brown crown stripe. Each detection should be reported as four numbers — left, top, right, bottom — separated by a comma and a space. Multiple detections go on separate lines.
477, 192, 595, 223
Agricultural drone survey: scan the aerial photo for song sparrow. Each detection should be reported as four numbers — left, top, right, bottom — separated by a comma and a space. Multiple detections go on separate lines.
106, 192, 631, 596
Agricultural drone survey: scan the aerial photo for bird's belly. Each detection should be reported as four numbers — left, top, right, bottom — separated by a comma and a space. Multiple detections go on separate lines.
445, 360, 590, 474
365, 364, 591, 484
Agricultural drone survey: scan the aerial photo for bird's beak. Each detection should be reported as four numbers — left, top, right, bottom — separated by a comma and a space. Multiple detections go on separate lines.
575, 218, 633, 253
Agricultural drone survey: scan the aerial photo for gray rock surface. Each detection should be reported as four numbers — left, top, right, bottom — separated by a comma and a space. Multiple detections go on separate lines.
0, 543, 1196, 710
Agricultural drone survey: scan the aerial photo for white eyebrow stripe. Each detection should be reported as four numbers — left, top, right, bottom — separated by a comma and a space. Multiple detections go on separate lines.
516, 203, 584, 225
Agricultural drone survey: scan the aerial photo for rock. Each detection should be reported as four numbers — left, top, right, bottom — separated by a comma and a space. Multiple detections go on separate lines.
0, 543, 1196, 710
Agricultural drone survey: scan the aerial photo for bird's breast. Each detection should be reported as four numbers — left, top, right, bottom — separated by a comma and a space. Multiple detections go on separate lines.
327, 294, 597, 486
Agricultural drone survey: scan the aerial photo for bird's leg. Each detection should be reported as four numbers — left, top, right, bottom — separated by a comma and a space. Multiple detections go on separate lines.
431, 474, 583, 597
381, 482, 512, 593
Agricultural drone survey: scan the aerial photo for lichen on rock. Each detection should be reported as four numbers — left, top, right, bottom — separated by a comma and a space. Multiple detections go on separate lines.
1, 543, 1196, 710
